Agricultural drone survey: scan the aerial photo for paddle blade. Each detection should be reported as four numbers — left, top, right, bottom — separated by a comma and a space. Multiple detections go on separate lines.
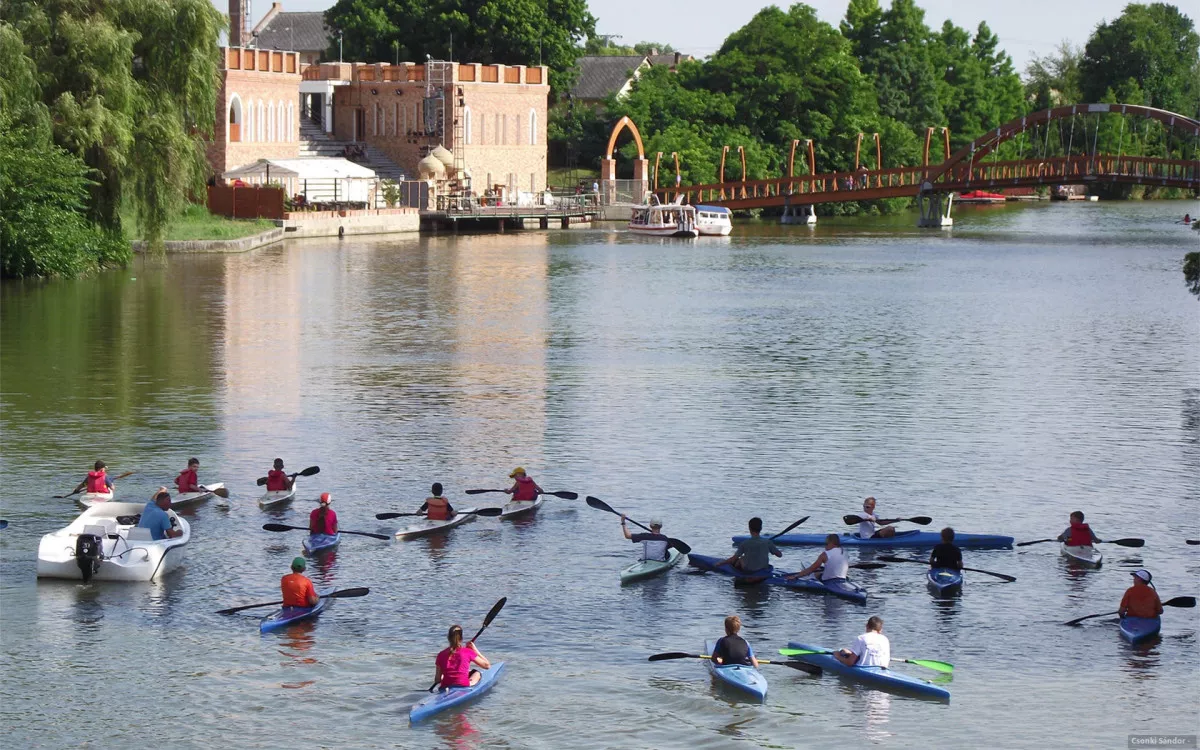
1164, 596, 1196, 608
262, 523, 300, 532
216, 600, 281, 615
668, 538, 692, 555
207, 486, 230, 498
843, 515, 864, 525
375, 513, 406, 520
771, 516, 810, 539
904, 658, 954, 673
1064, 610, 1119, 626
781, 661, 822, 675
878, 556, 924, 564
1186, 540, 1199, 545
963, 567, 1016, 582
465, 488, 506, 495
482, 597, 507, 628
778, 648, 829, 657
1016, 539, 1056, 547
256, 477, 268, 486
907, 516, 933, 525
328, 587, 370, 599
549, 491, 579, 500
850, 562, 887, 570
586, 496, 615, 514
298, 466, 320, 477
472, 507, 504, 517
648, 652, 700, 662
1109, 538, 1145, 548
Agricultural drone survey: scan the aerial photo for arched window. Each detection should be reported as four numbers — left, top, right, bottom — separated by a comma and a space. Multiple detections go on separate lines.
257, 101, 265, 142
270, 101, 278, 142
244, 99, 253, 142
464, 106, 473, 145
228, 94, 243, 142
287, 102, 294, 141
529, 109, 537, 146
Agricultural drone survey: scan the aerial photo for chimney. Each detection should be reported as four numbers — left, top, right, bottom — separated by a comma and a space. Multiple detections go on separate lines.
229, 0, 247, 47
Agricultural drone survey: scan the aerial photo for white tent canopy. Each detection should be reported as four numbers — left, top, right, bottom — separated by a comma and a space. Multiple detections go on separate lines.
224, 158, 377, 205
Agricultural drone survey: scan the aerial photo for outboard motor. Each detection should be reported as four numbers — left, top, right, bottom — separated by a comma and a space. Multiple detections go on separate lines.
75, 533, 103, 582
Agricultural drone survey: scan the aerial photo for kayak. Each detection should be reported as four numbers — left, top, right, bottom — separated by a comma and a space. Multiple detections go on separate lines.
786, 641, 950, 701
620, 547, 684, 584
171, 482, 225, 508
1060, 544, 1102, 567
257, 479, 298, 509
394, 509, 478, 540
688, 554, 868, 604
498, 496, 544, 521
927, 568, 963, 596
1119, 616, 1161, 644
260, 589, 334, 633
410, 662, 506, 724
733, 529, 1013, 549
77, 491, 115, 508
704, 640, 767, 701
303, 533, 341, 554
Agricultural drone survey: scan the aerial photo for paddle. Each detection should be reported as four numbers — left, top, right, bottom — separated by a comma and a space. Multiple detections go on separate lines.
1188, 540, 1199, 545
843, 515, 932, 526
375, 507, 504, 520
428, 597, 507, 691
215, 587, 370, 615
1016, 537, 1144, 548
778, 648, 954, 674
261, 522, 390, 540
56, 470, 137, 498
465, 488, 579, 500
877, 555, 1016, 582
770, 516, 811, 539
1064, 596, 1197, 626
647, 652, 822, 674
200, 484, 231, 499
584, 496, 693, 554
0, 520, 7, 530
256, 465, 321, 487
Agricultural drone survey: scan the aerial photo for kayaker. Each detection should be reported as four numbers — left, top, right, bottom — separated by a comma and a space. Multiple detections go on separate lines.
716, 518, 782, 573
1056, 511, 1101, 547
310, 493, 338, 535
711, 615, 758, 667
783, 534, 850, 581
929, 527, 963, 570
265, 458, 293, 492
621, 515, 669, 561
1118, 570, 1163, 619
281, 556, 320, 608
72, 460, 114, 496
418, 483, 455, 521
835, 616, 890, 668
137, 490, 183, 541
434, 624, 492, 689
175, 458, 201, 494
857, 497, 896, 539
504, 467, 542, 502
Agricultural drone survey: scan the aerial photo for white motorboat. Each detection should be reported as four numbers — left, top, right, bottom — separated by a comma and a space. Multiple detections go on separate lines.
258, 479, 298, 509
629, 198, 698, 238
78, 491, 115, 508
37, 502, 190, 582
171, 482, 224, 508
394, 508, 478, 540
695, 205, 733, 236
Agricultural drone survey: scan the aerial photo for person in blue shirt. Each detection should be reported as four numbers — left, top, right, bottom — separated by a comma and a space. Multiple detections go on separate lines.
137, 490, 182, 541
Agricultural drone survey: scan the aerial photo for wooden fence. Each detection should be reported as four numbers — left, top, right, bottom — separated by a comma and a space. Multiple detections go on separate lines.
207, 185, 285, 220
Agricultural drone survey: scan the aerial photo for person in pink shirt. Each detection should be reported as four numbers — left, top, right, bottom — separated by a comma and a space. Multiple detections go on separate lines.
309, 492, 338, 535
433, 624, 491, 689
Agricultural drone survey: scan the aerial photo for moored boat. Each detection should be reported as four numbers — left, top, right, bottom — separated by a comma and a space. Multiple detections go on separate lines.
171, 482, 225, 508
1060, 544, 1102, 567
695, 205, 733, 236
688, 554, 867, 603
36, 501, 190, 582
927, 568, 963, 596
497, 496, 544, 521
629, 200, 698, 238
785, 641, 950, 701
734, 529, 1014, 550
303, 532, 341, 554
703, 640, 767, 701
258, 480, 298, 509
1118, 616, 1161, 644
409, 662, 506, 723
394, 509, 478, 540
260, 589, 334, 633
620, 547, 684, 584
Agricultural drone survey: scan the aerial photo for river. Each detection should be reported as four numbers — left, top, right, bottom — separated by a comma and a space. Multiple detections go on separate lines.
1, 200, 1197, 749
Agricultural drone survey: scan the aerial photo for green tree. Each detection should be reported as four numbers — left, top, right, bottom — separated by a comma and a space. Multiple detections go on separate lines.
324, 0, 596, 95
1025, 42, 1083, 110
844, 0, 943, 132
1185, 252, 1200, 298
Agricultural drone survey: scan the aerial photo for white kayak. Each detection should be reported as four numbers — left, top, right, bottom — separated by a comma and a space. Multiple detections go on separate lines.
498, 496, 544, 521
171, 482, 224, 508
394, 509, 478, 540
620, 548, 684, 584
258, 479, 298, 509
77, 491, 115, 508
37, 501, 190, 582
1061, 544, 1102, 567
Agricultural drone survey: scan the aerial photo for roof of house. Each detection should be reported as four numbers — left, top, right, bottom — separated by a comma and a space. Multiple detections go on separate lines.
570, 55, 648, 101
253, 12, 329, 52
648, 52, 693, 68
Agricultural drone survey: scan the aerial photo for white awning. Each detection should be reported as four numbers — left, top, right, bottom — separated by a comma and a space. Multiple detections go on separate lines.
224, 157, 376, 181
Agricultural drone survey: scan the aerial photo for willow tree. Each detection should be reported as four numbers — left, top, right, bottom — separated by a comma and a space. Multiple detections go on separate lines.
1, 0, 224, 248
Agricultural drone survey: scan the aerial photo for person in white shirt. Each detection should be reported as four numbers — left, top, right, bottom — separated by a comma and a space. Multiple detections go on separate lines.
857, 496, 896, 539
783, 534, 850, 581
836, 616, 890, 668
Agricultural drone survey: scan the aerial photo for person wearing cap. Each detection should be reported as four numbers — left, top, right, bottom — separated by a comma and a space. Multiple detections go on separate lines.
418, 483, 455, 521
856, 497, 896, 539
281, 557, 320, 608
621, 515, 671, 562
175, 457, 202, 494
309, 493, 338, 535
72, 460, 114, 496
265, 458, 293, 492
504, 467, 542, 503
1119, 570, 1163, 619
434, 624, 492, 689
783, 534, 850, 582
137, 490, 182, 541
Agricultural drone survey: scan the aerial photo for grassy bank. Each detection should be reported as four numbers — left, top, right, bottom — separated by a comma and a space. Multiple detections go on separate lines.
123, 203, 276, 242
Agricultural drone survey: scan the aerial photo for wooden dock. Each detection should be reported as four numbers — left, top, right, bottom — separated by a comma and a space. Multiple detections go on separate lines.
420, 204, 598, 231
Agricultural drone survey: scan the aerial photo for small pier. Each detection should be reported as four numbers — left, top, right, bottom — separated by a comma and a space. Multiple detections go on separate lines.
420, 204, 598, 232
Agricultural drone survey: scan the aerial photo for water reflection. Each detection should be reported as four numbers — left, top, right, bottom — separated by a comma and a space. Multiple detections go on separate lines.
862, 689, 893, 742
432, 712, 484, 750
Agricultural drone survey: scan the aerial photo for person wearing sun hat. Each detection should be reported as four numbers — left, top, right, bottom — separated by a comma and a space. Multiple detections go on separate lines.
620, 515, 671, 562
281, 556, 319, 608
1119, 569, 1163, 619
309, 492, 338, 535
504, 467, 542, 503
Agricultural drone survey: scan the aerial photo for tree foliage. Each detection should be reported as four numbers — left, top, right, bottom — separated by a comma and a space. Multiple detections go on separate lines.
1025, 42, 1083, 110
1185, 251, 1200, 299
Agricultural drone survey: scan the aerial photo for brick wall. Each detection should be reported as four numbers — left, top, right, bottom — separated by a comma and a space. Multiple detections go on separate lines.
206, 61, 301, 177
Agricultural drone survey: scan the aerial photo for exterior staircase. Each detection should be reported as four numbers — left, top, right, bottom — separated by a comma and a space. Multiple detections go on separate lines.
298, 118, 409, 183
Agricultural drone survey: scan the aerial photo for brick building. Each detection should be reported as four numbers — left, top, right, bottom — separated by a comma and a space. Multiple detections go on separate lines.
206, 46, 302, 177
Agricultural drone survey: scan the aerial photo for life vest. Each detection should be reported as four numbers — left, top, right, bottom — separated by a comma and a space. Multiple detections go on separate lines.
512, 476, 539, 502
86, 470, 109, 494
1067, 521, 1094, 547
266, 470, 289, 492
425, 497, 451, 521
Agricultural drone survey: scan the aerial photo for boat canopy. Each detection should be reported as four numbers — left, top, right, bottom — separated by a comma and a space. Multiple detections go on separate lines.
696, 205, 731, 214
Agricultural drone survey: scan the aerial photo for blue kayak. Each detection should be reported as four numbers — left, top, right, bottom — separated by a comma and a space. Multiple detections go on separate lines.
927, 568, 963, 596
688, 554, 867, 604
410, 662, 505, 723
1119, 616, 1161, 644
786, 641, 950, 701
704, 640, 767, 701
260, 589, 334, 633
303, 533, 341, 554
733, 529, 1013, 549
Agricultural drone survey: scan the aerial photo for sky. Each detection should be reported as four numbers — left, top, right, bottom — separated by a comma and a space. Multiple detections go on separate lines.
219, 0, 1145, 72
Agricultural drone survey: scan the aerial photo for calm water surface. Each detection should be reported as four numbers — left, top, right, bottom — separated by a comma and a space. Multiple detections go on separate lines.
2, 200, 1198, 749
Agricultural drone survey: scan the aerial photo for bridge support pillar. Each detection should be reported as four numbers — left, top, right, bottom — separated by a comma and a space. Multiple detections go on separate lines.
917, 183, 954, 228
781, 200, 817, 226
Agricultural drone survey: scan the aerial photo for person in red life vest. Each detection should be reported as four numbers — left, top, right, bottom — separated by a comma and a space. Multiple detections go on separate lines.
1057, 510, 1101, 548
281, 556, 320, 608
310, 492, 338, 535
175, 458, 201, 494
1119, 569, 1163, 619
434, 624, 492, 689
504, 467, 542, 502
418, 483, 455, 521
72, 460, 114, 496
265, 458, 293, 492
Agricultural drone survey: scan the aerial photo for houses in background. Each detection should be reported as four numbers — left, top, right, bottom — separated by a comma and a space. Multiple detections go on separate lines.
569, 51, 695, 105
